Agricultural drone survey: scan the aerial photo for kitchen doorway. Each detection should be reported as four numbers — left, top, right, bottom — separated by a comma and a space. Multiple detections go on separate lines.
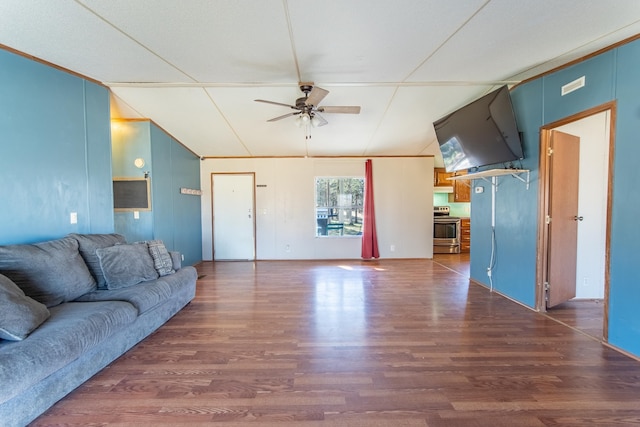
536, 102, 615, 342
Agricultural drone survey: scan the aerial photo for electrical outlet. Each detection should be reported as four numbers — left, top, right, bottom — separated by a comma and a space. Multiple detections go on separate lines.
70, 212, 77, 224
390, 245, 396, 252
133, 211, 140, 219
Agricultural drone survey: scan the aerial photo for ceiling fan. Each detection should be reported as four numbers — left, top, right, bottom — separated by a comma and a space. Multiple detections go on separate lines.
255, 83, 360, 137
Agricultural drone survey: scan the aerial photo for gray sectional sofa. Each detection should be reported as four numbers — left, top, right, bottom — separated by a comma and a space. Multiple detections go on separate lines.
0, 233, 197, 427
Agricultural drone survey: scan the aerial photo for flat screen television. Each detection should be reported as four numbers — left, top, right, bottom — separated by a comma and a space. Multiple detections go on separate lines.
433, 85, 524, 173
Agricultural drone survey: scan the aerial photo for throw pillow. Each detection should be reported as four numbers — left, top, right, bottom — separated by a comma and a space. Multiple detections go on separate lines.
69, 233, 127, 289
146, 240, 175, 276
96, 243, 159, 289
0, 273, 50, 341
0, 236, 97, 307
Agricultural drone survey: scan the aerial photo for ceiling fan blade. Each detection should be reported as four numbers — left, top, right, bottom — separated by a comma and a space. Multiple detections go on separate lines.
318, 106, 361, 114
267, 112, 298, 122
255, 99, 297, 109
305, 86, 329, 106
313, 113, 328, 127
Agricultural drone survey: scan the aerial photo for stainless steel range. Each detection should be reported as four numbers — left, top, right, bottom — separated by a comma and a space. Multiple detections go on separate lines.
433, 206, 461, 254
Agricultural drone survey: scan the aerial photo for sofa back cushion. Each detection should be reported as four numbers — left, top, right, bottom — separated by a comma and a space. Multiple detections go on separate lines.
0, 236, 97, 307
144, 240, 175, 276
0, 273, 50, 341
69, 233, 126, 289
96, 243, 159, 289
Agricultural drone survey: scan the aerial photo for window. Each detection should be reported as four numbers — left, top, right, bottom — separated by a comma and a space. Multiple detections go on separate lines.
315, 177, 364, 237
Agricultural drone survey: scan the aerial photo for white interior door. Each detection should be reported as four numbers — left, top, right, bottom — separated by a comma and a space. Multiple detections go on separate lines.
212, 173, 255, 260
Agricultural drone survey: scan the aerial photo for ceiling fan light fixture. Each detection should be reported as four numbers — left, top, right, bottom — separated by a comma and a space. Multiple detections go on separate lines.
296, 113, 311, 128
255, 84, 360, 140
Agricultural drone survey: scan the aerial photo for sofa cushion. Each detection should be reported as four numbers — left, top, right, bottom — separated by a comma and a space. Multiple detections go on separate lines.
69, 233, 126, 289
0, 274, 50, 341
96, 243, 159, 289
146, 240, 175, 276
0, 300, 137, 405
169, 251, 182, 270
75, 278, 173, 314
0, 237, 97, 307
75, 266, 197, 314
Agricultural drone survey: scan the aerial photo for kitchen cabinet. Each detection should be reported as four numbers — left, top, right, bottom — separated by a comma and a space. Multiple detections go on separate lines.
434, 168, 454, 188
460, 217, 471, 252
448, 171, 470, 202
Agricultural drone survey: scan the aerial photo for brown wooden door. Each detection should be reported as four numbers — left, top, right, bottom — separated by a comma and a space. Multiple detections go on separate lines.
546, 131, 580, 308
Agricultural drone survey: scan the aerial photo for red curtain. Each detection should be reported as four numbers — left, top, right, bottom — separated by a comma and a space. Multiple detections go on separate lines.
361, 159, 379, 259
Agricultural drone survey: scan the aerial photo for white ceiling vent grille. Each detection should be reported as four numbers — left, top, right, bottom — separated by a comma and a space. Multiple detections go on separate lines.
561, 76, 586, 96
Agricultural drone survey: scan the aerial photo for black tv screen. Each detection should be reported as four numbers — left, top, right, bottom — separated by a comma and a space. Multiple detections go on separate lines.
433, 85, 523, 173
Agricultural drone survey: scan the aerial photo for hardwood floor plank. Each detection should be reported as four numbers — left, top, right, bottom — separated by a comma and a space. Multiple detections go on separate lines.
544, 299, 605, 339
30, 259, 640, 426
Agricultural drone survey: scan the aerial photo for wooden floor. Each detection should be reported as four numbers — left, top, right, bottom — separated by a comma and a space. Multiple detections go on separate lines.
434, 254, 606, 341
544, 299, 606, 341
32, 258, 640, 426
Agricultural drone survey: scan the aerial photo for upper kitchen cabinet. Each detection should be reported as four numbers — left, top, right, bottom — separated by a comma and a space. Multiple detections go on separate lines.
434, 168, 454, 189
448, 171, 470, 202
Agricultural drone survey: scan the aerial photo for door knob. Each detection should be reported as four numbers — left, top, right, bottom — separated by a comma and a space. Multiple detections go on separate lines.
574, 215, 584, 221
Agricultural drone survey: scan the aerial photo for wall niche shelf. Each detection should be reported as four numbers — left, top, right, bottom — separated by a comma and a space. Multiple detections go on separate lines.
447, 169, 530, 190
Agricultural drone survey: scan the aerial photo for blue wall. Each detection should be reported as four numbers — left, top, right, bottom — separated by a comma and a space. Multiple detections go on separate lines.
0, 49, 113, 243
156, 127, 203, 267
608, 40, 640, 355
0, 47, 202, 266
470, 37, 640, 356
112, 121, 202, 266
112, 122, 154, 242
469, 79, 542, 306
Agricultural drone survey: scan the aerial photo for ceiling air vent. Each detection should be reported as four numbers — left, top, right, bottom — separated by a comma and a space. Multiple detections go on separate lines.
561, 76, 586, 96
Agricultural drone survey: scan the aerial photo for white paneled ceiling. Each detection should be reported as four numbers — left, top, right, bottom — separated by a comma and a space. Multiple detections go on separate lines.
1, 0, 640, 163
